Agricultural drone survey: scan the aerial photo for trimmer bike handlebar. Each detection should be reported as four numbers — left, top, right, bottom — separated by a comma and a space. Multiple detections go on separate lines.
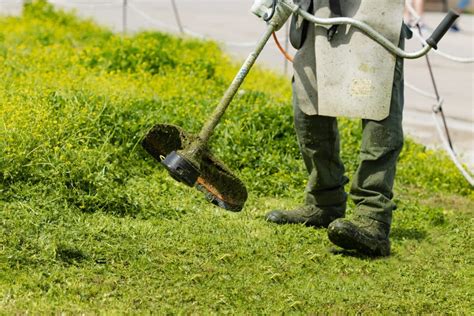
427, 10, 459, 50
282, 0, 459, 59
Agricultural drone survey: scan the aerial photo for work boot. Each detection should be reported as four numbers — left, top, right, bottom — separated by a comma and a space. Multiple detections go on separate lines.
327, 217, 391, 257
265, 204, 345, 228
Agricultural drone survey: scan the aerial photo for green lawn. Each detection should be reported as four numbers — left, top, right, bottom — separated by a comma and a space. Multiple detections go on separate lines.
1, 1, 473, 313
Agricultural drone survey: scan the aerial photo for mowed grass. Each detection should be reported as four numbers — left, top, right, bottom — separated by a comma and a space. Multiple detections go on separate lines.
1, 1, 473, 313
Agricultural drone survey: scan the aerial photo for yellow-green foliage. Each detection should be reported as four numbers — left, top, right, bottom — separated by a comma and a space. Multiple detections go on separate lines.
2, 1, 470, 208
2, 1, 471, 205
1, 1, 473, 313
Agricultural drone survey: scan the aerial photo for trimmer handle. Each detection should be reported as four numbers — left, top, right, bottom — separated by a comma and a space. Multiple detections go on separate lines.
426, 10, 460, 50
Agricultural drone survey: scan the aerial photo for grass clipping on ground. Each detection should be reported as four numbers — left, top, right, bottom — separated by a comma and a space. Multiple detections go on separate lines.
1, 1, 473, 313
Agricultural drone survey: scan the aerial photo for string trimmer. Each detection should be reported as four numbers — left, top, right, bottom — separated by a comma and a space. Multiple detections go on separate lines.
142, 0, 459, 211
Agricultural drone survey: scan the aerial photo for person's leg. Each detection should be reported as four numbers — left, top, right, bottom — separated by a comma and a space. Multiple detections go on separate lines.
293, 98, 348, 208
265, 89, 348, 227
350, 42, 405, 227
414, 0, 425, 16
403, 0, 411, 24
327, 30, 406, 256
406, 0, 425, 27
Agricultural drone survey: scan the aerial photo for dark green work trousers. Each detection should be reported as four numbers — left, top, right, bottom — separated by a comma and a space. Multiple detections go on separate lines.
293, 41, 405, 226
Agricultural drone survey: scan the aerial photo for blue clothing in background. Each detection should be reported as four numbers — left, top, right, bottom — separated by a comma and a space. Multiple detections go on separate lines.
458, 0, 470, 10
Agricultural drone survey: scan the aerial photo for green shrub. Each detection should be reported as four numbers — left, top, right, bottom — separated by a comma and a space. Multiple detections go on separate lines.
1, 0, 472, 214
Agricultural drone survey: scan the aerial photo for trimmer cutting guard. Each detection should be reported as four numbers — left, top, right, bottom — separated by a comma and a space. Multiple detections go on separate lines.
142, 124, 248, 212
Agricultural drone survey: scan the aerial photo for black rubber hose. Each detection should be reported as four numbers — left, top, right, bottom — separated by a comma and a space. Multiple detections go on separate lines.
426, 10, 460, 49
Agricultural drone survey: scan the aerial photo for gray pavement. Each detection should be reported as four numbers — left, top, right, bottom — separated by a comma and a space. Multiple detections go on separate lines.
2, 0, 473, 168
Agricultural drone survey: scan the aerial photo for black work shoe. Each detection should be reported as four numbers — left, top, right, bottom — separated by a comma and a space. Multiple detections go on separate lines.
265, 205, 345, 228
327, 217, 391, 257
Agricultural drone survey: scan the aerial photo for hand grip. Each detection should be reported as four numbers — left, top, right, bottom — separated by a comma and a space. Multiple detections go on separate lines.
426, 10, 460, 50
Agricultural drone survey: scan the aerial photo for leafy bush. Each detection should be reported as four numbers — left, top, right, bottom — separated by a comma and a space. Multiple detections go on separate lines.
80, 32, 220, 78
1, 1, 472, 212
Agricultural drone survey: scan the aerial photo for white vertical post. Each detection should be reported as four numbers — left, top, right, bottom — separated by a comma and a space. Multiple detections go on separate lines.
171, 0, 184, 33
123, 0, 127, 35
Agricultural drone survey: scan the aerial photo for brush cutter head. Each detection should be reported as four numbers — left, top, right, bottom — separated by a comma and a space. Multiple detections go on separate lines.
161, 151, 200, 187
142, 124, 248, 212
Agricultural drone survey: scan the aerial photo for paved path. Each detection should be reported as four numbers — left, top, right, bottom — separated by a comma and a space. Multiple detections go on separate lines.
2, 0, 473, 168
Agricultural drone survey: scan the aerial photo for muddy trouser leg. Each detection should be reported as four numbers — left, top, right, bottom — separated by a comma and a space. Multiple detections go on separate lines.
350, 42, 405, 227
292, 90, 349, 208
